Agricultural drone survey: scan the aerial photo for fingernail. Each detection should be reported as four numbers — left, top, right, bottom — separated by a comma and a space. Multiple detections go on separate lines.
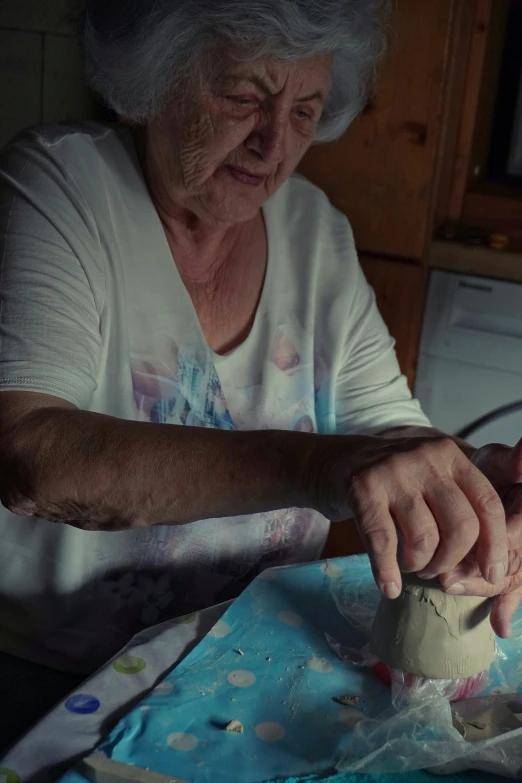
487, 563, 506, 585
445, 582, 465, 594
381, 582, 400, 599
441, 576, 460, 589
417, 571, 437, 580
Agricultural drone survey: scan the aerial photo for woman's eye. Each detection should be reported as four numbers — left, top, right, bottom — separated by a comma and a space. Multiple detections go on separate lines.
295, 108, 314, 120
226, 96, 257, 106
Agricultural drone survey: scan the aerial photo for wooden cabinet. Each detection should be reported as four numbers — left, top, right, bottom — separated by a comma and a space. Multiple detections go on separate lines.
299, 0, 463, 260
300, 0, 521, 398
316, 1, 522, 561
360, 256, 426, 388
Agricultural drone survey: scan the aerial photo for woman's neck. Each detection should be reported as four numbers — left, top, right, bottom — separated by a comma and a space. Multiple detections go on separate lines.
134, 126, 253, 284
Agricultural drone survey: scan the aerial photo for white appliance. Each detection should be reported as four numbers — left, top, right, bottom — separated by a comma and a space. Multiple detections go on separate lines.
414, 270, 522, 447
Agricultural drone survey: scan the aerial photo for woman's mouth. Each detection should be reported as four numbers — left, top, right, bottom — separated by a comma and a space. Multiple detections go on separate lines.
226, 165, 265, 187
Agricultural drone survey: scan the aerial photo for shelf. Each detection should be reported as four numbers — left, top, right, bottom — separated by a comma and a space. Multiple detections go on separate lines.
461, 182, 522, 241
429, 239, 522, 283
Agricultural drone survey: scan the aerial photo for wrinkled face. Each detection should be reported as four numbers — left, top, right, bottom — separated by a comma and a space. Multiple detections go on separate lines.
147, 55, 332, 225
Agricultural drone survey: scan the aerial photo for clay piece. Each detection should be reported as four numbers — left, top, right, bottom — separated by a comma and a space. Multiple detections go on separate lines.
225, 719, 244, 734
335, 695, 360, 706
370, 573, 495, 679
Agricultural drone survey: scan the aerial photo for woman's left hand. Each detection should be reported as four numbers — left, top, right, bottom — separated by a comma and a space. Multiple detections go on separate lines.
441, 437, 522, 637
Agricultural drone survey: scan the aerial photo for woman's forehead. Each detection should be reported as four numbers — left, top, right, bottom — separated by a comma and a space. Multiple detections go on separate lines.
214, 56, 332, 94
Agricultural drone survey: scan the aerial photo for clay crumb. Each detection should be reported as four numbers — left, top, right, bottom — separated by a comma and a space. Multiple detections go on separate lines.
335, 695, 359, 706
225, 719, 244, 734
468, 720, 486, 730
235, 649, 244, 656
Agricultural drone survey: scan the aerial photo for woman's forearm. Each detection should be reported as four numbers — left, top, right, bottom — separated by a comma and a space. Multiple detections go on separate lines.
1, 404, 330, 530
0, 394, 510, 597
0, 396, 378, 530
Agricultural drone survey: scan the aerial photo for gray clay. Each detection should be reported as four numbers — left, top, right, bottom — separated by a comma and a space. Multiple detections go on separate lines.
370, 573, 495, 679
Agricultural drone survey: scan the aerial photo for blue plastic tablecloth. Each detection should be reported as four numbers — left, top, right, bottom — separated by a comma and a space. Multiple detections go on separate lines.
54, 556, 517, 783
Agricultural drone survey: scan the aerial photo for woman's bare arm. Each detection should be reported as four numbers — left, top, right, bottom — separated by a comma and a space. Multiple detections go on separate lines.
0, 390, 319, 531
0, 390, 508, 599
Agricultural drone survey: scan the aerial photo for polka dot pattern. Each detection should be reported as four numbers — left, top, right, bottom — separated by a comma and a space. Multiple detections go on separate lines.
208, 620, 231, 638
167, 732, 198, 751
307, 656, 334, 673
278, 610, 303, 628
175, 613, 196, 625
152, 681, 174, 696
64, 694, 100, 714
0, 769, 20, 783
320, 561, 343, 578
227, 669, 256, 687
86, 557, 387, 783
112, 655, 146, 675
254, 722, 286, 741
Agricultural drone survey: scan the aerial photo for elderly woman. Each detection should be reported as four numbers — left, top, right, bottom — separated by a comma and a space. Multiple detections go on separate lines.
0, 0, 522, 713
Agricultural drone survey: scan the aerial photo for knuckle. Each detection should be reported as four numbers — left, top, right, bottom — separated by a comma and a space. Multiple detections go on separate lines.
408, 529, 440, 553
360, 527, 396, 556
390, 495, 416, 518
451, 513, 480, 543
475, 489, 504, 520
429, 436, 459, 460
349, 470, 374, 497
428, 473, 456, 496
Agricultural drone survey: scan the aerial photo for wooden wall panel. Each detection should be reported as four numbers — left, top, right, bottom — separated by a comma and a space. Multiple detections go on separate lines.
360, 256, 426, 389
299, 0, 460, 260
436, 0, 509, 227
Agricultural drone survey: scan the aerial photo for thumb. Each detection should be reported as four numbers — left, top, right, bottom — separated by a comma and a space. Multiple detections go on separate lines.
472, 443, 512, 485
490, 586, 522, 638
509, 437, 522, 483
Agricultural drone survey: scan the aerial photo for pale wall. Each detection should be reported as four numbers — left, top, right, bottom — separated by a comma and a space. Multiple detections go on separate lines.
0, 0, 103, 148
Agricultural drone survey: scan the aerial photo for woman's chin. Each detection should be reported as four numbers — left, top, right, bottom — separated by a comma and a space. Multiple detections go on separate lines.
201, 193, 264, 225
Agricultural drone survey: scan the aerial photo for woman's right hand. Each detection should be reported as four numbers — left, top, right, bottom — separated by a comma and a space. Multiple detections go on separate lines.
308, 433, 508, 600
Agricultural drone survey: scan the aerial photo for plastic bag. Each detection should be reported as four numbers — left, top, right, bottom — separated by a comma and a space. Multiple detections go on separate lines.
324, 556, 522, 778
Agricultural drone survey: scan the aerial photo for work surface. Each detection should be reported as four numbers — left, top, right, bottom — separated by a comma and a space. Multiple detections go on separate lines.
1, 556, 519, 783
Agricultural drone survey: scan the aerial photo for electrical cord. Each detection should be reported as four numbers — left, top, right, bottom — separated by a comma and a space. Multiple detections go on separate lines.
456, 400, 522, 440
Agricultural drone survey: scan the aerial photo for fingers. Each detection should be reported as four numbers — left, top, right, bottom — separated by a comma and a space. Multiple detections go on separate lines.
351, 476, 401, 599
441, 574, 522, 638
509, 437, 522, 483
392, 494, 439, 573
454, 462, 507, 584
416, 481, 481, 578
440, 560, 480, 590
491, 584, 522, 638
461, 488, 522, 557
442, 547, 522, 592
471, 443, 511, 484
444, 574, 508, 597
504, 492, 522, 550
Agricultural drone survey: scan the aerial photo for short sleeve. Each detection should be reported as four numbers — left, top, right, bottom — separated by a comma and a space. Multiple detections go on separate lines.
0, 131, 104, 408
335, 260, 431, 435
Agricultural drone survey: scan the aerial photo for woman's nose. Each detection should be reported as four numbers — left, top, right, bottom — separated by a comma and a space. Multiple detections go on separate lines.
245, 118, 287, 166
